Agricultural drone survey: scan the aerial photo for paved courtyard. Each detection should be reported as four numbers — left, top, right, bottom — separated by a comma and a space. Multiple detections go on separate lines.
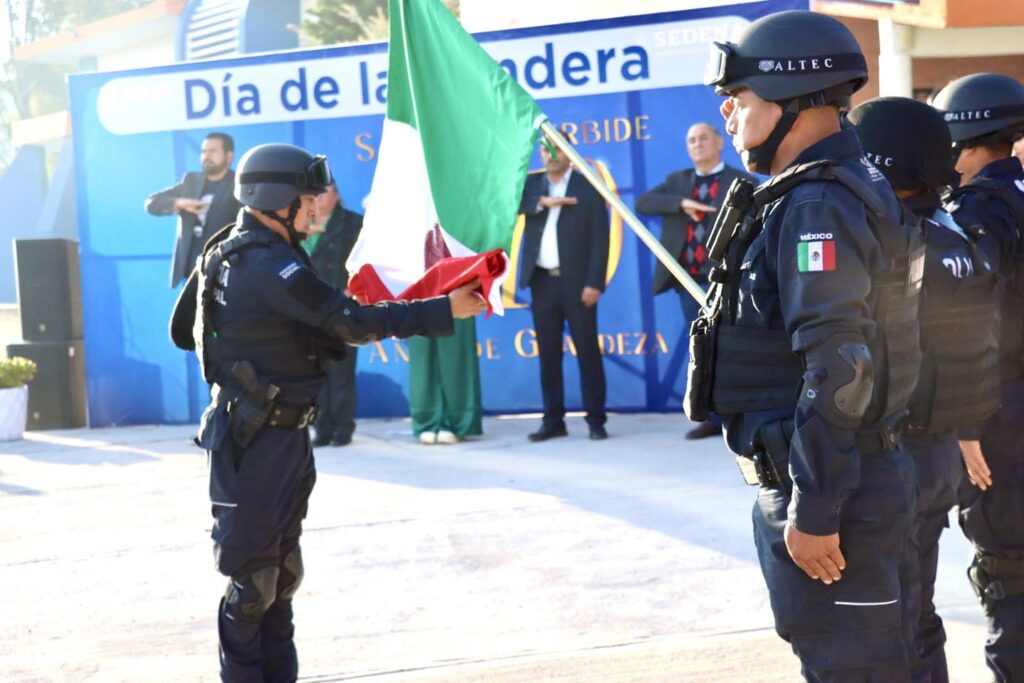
0, 413, 992, 682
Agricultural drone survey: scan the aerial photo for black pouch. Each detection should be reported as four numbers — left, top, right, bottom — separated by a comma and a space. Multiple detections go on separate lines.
684, 312, 718, 422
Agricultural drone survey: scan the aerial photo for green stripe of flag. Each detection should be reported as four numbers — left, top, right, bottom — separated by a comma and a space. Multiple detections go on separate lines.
387, 0, 544, 254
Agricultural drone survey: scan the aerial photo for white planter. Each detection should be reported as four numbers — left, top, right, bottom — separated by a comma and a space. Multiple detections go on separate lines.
0, 385, 28, 441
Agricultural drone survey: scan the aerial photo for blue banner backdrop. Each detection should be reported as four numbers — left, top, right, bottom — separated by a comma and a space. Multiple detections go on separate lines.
68, 1, 806, 426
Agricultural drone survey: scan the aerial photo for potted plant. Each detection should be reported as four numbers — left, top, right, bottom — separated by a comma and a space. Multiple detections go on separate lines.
0, 356, 37, 441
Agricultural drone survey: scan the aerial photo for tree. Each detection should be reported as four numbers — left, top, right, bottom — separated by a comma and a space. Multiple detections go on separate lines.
299, 0, 460, 46
0, 0, 148, 165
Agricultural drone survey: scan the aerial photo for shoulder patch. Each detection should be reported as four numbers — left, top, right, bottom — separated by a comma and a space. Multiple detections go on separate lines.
797, 239, 836, 272
278, 262, 301, 280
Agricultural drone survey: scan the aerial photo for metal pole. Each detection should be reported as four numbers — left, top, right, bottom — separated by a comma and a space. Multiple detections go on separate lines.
539, 120, 707, 307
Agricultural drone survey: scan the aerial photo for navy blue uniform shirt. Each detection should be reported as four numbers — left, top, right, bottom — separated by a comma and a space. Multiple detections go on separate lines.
948, 157, 1024, 276
205, 212, 453, 406
723, 129, 905, 536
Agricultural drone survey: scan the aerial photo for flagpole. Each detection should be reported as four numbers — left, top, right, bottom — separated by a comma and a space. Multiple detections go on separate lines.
539, 120, 707, 307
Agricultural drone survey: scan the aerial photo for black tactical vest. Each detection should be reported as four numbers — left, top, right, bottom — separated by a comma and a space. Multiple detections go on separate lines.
946, 178, 1024, 379
195, 227, 318, 388
690, 160, 924, 428
906, 209, 1001, 432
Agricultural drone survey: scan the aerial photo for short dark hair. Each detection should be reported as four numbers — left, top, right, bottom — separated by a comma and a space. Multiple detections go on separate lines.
204, 132, 234, 154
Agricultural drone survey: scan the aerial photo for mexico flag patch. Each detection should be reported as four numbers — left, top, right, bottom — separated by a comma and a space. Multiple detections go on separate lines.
798, 240, 836, 272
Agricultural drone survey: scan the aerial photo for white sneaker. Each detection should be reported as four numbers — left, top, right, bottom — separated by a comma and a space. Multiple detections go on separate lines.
436, 430, 460, 444
419, 431, 438, 445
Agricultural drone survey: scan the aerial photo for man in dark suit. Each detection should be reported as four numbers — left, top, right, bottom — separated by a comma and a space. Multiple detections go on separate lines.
145, 132, 243, 288
636, 122, 753, 439
519, 142, 610, 441
307, 182, 364, 447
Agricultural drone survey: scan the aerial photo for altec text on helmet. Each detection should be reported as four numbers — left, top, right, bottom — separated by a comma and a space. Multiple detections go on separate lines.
943, 110, 992, 122
757, 58, 836, 73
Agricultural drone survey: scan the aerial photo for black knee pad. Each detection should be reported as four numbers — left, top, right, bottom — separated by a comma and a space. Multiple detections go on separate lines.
225, 565, 280, 620
279, 547, 304, 600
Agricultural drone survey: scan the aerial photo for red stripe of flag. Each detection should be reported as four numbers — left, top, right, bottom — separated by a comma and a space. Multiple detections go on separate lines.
822, 241, 836, 271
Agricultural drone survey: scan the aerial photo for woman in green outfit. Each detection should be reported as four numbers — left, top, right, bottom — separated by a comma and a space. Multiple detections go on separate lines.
408, 317, 483, 444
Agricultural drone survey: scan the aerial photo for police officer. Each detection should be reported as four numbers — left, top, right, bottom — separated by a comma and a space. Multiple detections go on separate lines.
933, 73, 1024, 682
170, 143, 486, 682
693, 11, 922, 680
848, 96, 1001, 683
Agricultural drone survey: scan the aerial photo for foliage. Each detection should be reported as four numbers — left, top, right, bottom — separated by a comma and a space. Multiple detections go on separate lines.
299, 0, 460, 46
0, 356, 37, 388
0, 0, 149, 165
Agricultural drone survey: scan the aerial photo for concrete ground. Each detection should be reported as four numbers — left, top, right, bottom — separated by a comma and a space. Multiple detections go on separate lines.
0, 413, 993, 682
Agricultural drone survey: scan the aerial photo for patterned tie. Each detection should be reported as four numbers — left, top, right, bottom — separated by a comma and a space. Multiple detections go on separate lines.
681, 175, 720, 277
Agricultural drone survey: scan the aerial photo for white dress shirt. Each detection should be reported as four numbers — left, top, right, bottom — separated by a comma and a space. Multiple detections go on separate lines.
537, 168, 572, 269
696, 161, 725, 177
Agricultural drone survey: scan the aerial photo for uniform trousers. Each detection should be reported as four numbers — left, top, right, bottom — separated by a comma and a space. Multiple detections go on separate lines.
529, 270, 606, 428
753, 445, 915, 682
208, 420, 317, 683
899, 432, 963, 683
959, 377, 1024, 682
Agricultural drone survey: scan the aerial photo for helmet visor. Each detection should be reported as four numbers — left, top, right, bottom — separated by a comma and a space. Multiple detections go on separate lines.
705, 42, 734, 88
306, 155, 332, 191
238, 154, 333, 194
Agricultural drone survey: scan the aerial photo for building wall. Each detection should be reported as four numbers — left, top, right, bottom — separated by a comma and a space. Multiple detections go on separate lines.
460, 0, 741, 31
96, 38, 176, 72
836, 16, 1024, 103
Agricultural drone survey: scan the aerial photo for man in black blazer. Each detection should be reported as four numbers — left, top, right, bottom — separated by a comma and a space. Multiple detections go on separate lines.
307, 181, 363, 448
145, 132, 243, 288
519, 142, 610, 441
636, 123, 753, 439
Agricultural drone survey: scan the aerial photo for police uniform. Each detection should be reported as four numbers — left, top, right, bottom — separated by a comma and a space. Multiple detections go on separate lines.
693, 12, 923, 681
848, 96, 1002, 683
721, 130, 919, 681
171, 144, 454, 682
934, 73, 1024, 682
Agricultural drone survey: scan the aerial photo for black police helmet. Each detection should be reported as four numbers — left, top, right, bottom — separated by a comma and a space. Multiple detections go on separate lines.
847, 97, 958, 191
932, 73, 1024, 143
235, 143, 332, 211
705, 10, 867, 104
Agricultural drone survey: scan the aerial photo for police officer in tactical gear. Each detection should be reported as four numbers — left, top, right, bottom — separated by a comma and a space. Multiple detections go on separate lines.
692, 11, 923, 680
933, 73, 1024, 682
170, 143, 486, 682
849, 96, 1001, 683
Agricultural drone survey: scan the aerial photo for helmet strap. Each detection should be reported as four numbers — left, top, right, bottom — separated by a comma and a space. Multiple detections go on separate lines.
747, 100, 800, 175
747, 85, 852, 175
258, 198, 306, 244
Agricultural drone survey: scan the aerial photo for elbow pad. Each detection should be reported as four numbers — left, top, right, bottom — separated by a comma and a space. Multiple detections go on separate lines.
799, 336, 874, 430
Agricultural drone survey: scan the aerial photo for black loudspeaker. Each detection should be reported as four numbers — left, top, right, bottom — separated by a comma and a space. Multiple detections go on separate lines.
14, 238, 83, 342
5, 340, 86, 430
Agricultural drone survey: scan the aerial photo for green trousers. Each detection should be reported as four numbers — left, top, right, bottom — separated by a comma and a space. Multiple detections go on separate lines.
408, 318, 483, 437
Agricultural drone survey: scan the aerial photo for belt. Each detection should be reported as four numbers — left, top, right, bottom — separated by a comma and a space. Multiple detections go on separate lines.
537, 266, 561, 276
854, 426, 899, 455
267, 403, 318, 429
738, 425, 899, 488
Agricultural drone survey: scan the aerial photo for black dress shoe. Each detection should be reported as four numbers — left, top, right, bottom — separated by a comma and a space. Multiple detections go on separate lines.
331, 434, 352, 447
588, 425, 608, 440
685, 420, 722, 440
528, 424, 568, 442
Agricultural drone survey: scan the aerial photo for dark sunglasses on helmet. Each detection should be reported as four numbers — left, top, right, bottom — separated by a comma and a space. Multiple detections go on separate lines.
705, 42, 735, 88
238, 154, 333, 191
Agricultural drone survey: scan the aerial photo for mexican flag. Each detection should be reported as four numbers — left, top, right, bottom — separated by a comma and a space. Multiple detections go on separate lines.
346, 0, 545, 315
797, 240, 836, 272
